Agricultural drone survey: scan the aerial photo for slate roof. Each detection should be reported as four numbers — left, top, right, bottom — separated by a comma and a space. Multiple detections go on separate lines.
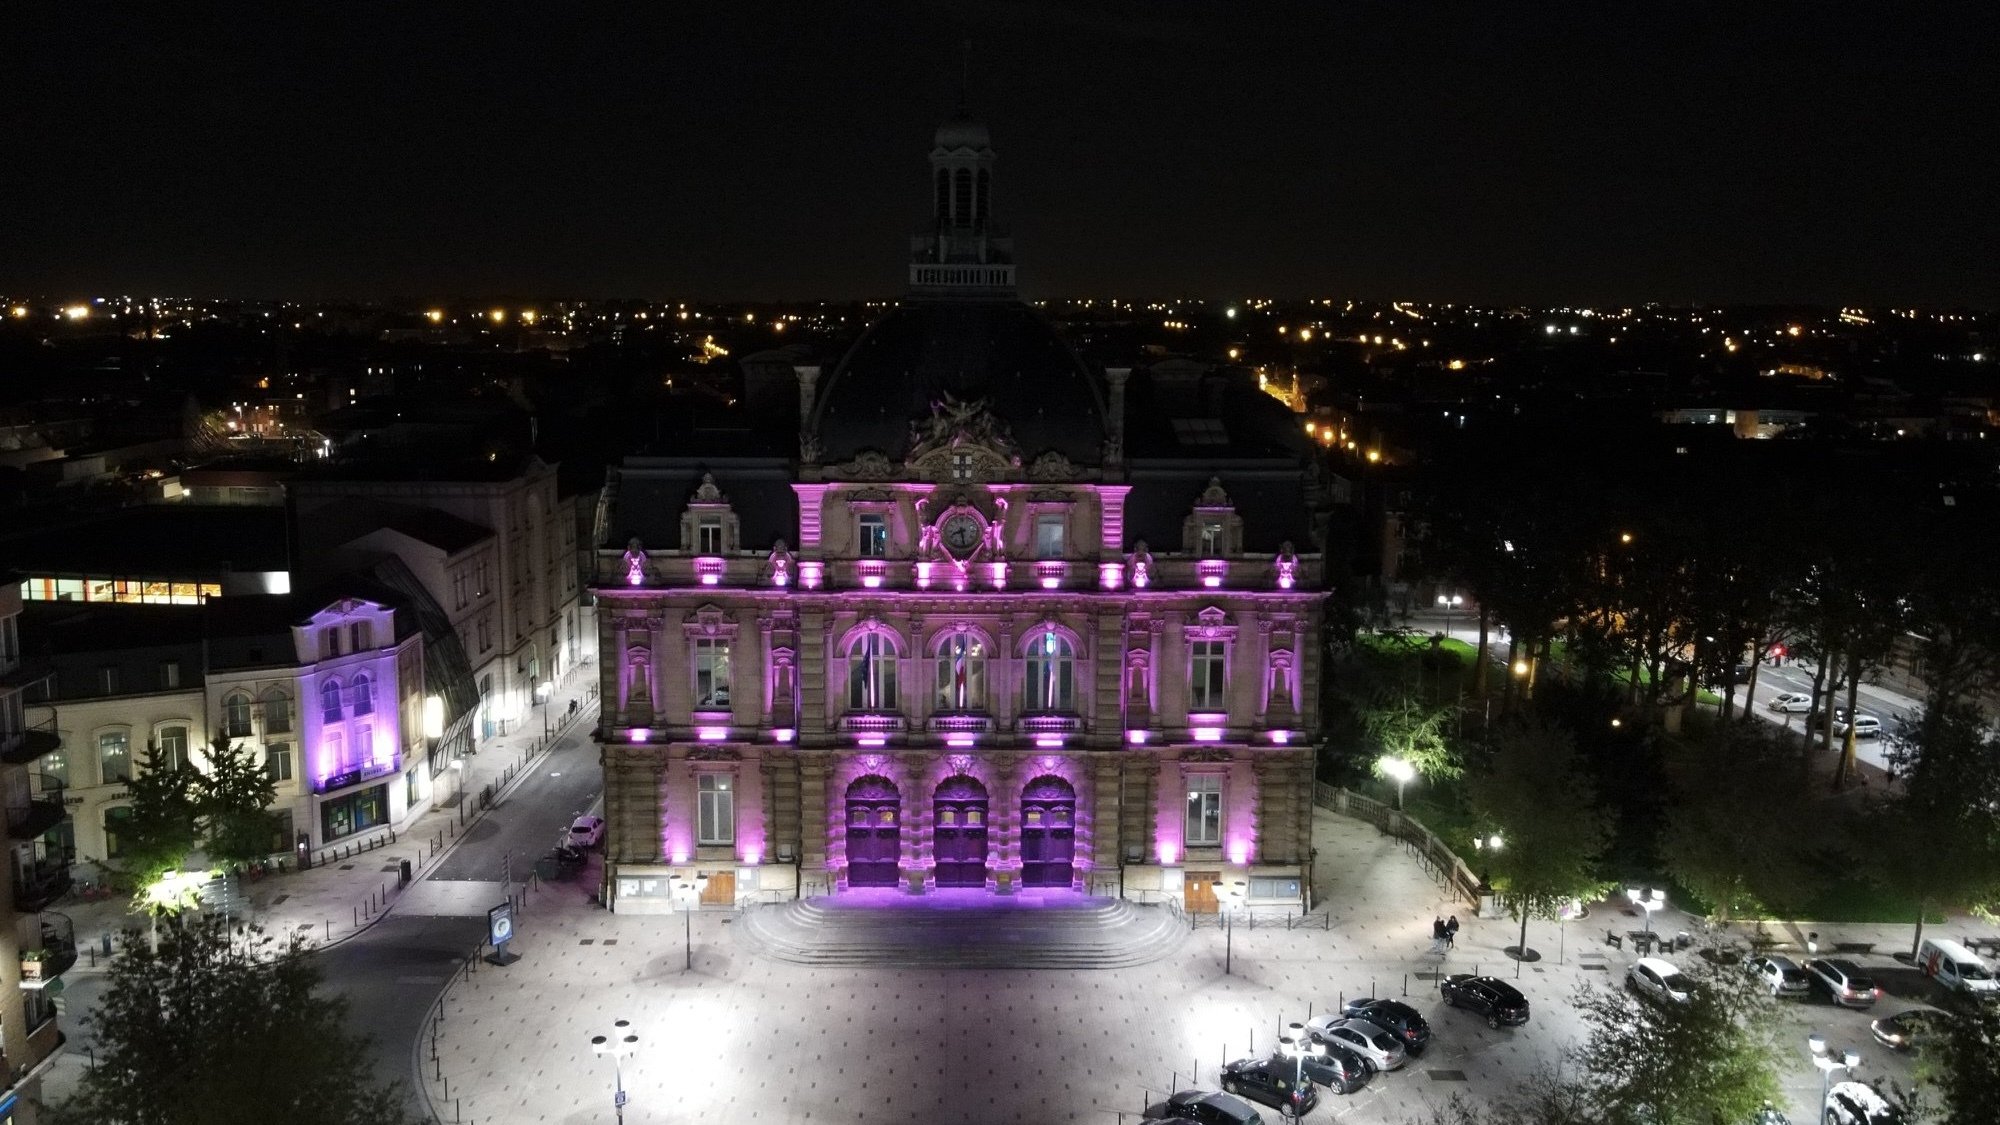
1124, 461, 1316, 553
606, 458, 798, 553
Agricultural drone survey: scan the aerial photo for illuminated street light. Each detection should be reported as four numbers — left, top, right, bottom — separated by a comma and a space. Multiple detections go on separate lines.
590, 1019, 640, 1125
1511, 660, 1529, 677
1436, 592, 1463, 636
1379, 756, 1415, 810
1626, 886, 1666, 936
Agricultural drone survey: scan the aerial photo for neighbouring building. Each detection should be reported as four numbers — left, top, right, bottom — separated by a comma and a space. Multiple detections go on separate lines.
593, 110, 1326, 915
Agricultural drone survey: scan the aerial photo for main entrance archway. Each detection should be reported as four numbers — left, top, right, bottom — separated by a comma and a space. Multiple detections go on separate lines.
1020, 775, 1076, 888
845, 776, 901, 887
932, 776, 989, 887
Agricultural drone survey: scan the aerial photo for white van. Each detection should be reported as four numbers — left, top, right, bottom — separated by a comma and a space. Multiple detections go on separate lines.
1917, 938, 1998, 995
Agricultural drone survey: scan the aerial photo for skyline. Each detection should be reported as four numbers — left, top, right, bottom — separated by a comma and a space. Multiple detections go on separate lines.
7, 3, 1998, 306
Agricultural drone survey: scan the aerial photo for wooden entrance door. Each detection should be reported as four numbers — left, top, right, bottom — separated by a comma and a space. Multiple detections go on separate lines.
1020, 775, 1077, 888
699, 871, 735, 906
1184, 871, 1221, 914
845, 776, 902, 887
933, 776, 989, 888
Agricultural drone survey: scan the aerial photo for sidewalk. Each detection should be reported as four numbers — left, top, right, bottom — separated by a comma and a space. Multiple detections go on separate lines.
56, 672, 603, 973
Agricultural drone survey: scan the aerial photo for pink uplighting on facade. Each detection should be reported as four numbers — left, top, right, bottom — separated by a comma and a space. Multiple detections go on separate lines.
1099, 562, 1123, 589
1034, 735, 1066, 748
914, 560, 934, 588
1269, 730, 1293, 744
695, 557, 725, 585
1126, 729, 1149, 745
1198, 559, 1228, 588
629, 728, 652, 742
696, 725, 728, 742
856, 735, 888, 748
1157, 840, 1179, 864
1229, 841, 1251, 865
945, 734, 977, 747
1039, 575, 1060, 589
772, 727, 796, 743
1192, 727, 1224, 742
742, 844, 763, 865
858, 560, 886, 588
1035, 561, 1064, 589
988, 561, 1007, 588
799, 560, 824, 589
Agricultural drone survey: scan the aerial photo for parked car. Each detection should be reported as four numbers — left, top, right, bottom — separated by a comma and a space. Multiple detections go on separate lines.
1824, 1080, 1907, 1124
1340, 997, 1432, 1055
1746, 955, 1811, 998
1304, 1016, 1408, 1072
568, 815, 606, 849
1751, 1103, 1793, 1125
1916, 938, 1997, 995
1805, 958, 1881, 1007
1150, 1089, 1263, 1125
1837, 713, 1883, 739
1218, 1058, 1318, 1116
1871, 1008, 1946, 1052
1438, 974, 1530, 1028
1768, 692, 1814, 713
1626, 957, 1694, 1004
1294, 1042, 1373, 1095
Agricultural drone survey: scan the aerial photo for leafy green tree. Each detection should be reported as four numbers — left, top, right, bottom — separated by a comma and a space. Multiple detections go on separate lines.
118, 742, 203, 894
199, 734, 278, 868
1878, 703, 2000, 956
1923, 1001, 2000, 1124
1568, 955, 1786, 1125
1660, 725, 1824, 921
1363, 690, 1460, 783
1466, 720, 1613, 962
49, 917, 419, 1125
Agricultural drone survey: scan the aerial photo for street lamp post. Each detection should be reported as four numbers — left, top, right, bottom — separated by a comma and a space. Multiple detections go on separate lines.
450, 759, 466, 825
536, 680, 554, 740
1626, 886, 1666, 937
1436, 593, 1463, 638
1807, 1033, 1859, 1125
1379, 756, 1415, 811
674, 874, 709, 971
1223, 880, 1247, 975
1278, 1024, 1316, 1121
590, 1019, 639, 1125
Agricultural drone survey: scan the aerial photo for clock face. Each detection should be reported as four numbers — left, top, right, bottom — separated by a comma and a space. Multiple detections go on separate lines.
941, 513, 984, 557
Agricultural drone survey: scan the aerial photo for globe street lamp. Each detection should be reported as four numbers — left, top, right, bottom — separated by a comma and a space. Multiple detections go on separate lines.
1277, 1023, 1317, 1121
1471, 833, 1502, 889
1626, 886, 1667, 937
1379, 755, 1415, 811
590, 1019, 639, 1125
1435, 593, 1463, 638
1807, 1033, 1859, 1125
674, 874, 709, 971
1223, 880, 1247, 975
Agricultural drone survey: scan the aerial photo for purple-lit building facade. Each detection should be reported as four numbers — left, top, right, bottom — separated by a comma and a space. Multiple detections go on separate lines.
593, 111, 1326, 913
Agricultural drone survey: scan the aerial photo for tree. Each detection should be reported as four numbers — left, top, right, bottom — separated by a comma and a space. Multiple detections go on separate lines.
1660, 725, 1825, 921
1465, 720, 1613, 962
118, 742, 203, 893
1363, 690, 1461, 783
1567, 955, 1786, 1125
1923, 1000, 2000, 1124
200, 734, 278, 868
48, 917, 419, 1125
1877, 702, 2000, 956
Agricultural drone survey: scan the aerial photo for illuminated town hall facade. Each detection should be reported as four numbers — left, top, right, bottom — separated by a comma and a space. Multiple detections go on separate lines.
593, 113, 1326, 914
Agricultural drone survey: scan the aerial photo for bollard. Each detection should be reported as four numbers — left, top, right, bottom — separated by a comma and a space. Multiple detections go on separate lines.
325, 920, 331, 942
1404, 973, 1409, 996
354, 906, 359, 926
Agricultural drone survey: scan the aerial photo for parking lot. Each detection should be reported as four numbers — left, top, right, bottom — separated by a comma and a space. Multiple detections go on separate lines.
419, 809, 1952, 1124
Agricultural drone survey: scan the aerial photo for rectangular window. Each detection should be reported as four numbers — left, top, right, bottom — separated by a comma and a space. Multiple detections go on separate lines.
45, 749, 70, 787
158, 725, 189, 772
266, 742, 294, 782
324, 628, 342, 657
1190, 641, 1228, 711
693, 639, 731, 709
99, 665, 120, 694
99, 730, 133, 784
1185, 775, 1223, 846
105, 806, 133, 858
1249, 876, 1300, 899
697, 774, 735, 845
1198, 520, 1226, 557
263, 695, 291, 734
160, 660, 182, 689
350, 621, 373, 651
697, 517, 723, 555
357, 723, 377, 767
223, 695, 254, 738
856, 514, 888, 557
1035, 513, 1066, 558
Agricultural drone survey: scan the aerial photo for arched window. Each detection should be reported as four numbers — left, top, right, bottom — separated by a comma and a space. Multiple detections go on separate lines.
260, 688, 292, 735
1024, 631, 1076, 712
846, 632, 899, 711
952, 167, 972, 225
934, 634, 987, 711
935, 168, 950, 221
975, 168, 989, 222
223, 692, 254, 739
350, 674, 373, 717
320, 679, 343, 723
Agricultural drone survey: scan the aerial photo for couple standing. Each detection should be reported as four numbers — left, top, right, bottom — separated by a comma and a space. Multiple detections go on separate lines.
1431, 914, 1460, 950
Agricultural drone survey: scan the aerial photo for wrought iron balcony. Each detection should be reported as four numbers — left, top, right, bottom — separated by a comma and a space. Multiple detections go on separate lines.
5, 773, 68, 841
11, 854, 73, 914
20, 912, 77, 988
0, 715, 62, 766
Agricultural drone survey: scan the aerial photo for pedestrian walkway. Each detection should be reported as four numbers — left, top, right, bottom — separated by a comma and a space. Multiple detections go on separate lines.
54, 672, 602, 975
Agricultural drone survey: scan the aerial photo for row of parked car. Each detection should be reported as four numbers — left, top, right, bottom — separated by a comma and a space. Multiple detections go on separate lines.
1765, 694, 1883, 738
1147, 976, 1532, 1122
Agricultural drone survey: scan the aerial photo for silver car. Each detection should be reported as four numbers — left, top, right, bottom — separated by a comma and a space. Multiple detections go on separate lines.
1746, 955, 1811, 998
1305, 1016, 1408, 1072
1768, 692, 1813, 713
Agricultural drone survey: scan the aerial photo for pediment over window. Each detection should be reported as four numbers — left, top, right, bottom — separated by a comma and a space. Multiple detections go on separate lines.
682, 604, 741, 639
1185, 606, 1239, 642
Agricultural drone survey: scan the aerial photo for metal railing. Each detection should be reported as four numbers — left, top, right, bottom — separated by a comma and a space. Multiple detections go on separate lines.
1315, 782, 1482, 906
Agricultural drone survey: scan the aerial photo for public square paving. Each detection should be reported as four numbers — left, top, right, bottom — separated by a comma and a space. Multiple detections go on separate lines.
420, 809, 1934, 1125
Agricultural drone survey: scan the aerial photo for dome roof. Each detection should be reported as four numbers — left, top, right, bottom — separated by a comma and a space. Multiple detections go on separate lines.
810, 302, 1108, 465
933, 115, 991, 151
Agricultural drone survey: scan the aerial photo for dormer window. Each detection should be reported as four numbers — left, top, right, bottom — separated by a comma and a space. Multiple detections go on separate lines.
1035, 514, 1066, 559
350, 621, 373, 651
857, 514, 888, 558
1198, 521, 1226, 557
696, 516, 724, 555
324, 628, 343, 658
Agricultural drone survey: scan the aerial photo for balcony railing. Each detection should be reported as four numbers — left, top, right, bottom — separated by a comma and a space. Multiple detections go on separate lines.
0, 714, 62, 766
20, 912, 77, 989
1018, 713, 1084, 735
12, 854, 73, 914
5, 773, 68, 841
836, 713, 907, 735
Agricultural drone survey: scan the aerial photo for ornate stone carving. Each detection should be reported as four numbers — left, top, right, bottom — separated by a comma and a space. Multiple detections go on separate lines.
1126, 540, 1155, 589
621, 538, 649, 586
767, 539, 795, 585
836, 450, 898, 481
1180, 748, 1234, 764
1026, 450, 1076, 481
1197, 477, 1232, 508
686, 746, 742, 762
906, 393, 1020, 464
692, 473, 727, 504
1274, 541, 1300, 589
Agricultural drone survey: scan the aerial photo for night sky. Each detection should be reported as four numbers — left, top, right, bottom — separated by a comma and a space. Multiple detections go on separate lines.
7, 3, 1996, 306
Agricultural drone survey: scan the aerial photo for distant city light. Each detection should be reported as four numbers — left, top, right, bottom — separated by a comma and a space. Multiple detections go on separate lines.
64, 305, 90, 320
425, 309, 444, 323
489, 309, 506, 323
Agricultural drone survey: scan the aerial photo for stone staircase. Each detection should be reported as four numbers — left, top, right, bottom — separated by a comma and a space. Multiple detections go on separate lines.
735, 889, 1189, 969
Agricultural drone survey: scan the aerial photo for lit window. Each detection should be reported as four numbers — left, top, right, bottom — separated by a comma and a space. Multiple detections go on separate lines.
224, 692, 255, 738
694, 639, 731, 708
1190, 641, 1228, 710
1035, 514, 1066, 559
157, 725, 189, 772
934, 635, 987, 711
698, 774, 735, 845
846, 632, 898, 710
98, 730, 132, 784
857, 514, 888, 558
1186, 775, 1223, 846
1198, 521, 1226, 557
266, 742, 294, 782
1024, 632, 1076, 712
697, 517, 723, 555
350, 674, 374, 717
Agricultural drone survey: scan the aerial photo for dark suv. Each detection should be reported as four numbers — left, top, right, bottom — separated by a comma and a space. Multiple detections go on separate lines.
1296, 1042, 1372, 1095
1150, 1089, 1264, 1125
1341, 997, 1432, 1055
1439, 974, 1530, 1028
1220, 1057, 1319, 1116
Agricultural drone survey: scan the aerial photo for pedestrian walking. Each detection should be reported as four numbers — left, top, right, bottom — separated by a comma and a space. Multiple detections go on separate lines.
1445, 915, 1460, 949
1431, 916, 1447, 953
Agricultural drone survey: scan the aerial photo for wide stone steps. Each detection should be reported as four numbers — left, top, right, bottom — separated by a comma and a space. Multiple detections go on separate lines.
735, 891, 1188, 969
